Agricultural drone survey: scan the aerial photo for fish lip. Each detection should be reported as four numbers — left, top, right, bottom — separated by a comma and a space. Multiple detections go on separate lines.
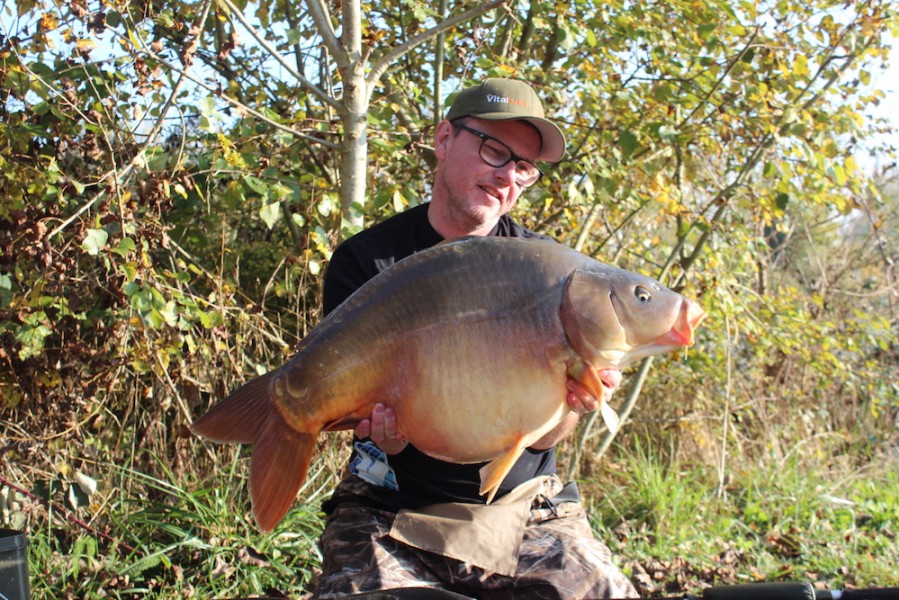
652, 299, 707, 347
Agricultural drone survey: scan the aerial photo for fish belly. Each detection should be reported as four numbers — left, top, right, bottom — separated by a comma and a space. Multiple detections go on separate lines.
391, 311, 572, 464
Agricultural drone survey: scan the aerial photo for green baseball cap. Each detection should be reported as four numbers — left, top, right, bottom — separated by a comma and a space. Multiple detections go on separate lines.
445, 78, 566, 163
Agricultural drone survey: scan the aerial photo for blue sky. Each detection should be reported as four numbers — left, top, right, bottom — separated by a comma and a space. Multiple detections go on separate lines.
861, 39, 898, 175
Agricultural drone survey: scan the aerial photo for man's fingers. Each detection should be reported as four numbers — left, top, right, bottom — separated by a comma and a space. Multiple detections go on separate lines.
566, 378, 595, 414
369, 403, 385, 437
596, 368, 622, 391
362, 403, 407, 454
355, 418, 372, 439
381, 405, 398, 439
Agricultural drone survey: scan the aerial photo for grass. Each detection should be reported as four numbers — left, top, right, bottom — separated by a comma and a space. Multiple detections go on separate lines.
19, 450, 330, 599
584, 437, 899, 594
11, 433, 897, 599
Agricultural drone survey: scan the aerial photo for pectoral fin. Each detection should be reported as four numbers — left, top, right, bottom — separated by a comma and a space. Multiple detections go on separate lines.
479, 437, 527, 504
567, 360, 621, 434
599, 400, 620, 435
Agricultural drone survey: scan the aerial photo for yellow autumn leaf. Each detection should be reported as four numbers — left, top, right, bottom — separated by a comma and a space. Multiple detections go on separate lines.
38, 11, 58, 31
792, 55, 810, 78
76, 38, 96, 52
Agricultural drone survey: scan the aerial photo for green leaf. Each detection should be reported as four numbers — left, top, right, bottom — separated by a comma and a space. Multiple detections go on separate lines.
244, 176, 268, 196
198, 97, 220, 130
392, 190, 405, 213
120, 262, 138, 282
123, 282, 140, 298
155, 8, 175, 28
697, 22, 717, 41
81, 228, 108, 256
657, 125, 678, 141
618, 129, 639, 158
111, 237, 136, 257
317, 195, 337, 217
653, 83, 674, 102
0, 272, 12, 309
223, 180, 245, 208
15, 314, 52, 360
17, 0, 38, 16
557, 23, 576, 51
160, 301, 179, 327
144, 308, 166, 329
829, 163, 847, 186
260, 201, 280, 229
198, 310, 224, 329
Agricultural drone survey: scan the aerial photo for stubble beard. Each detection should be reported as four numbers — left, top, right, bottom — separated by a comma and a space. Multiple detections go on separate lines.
435, 168, 495, 235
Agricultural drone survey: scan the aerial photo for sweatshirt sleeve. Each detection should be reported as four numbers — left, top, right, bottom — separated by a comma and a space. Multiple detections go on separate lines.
322, 242, 372, 316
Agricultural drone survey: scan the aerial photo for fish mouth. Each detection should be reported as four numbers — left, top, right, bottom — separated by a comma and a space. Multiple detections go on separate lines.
654, 298, 707, 347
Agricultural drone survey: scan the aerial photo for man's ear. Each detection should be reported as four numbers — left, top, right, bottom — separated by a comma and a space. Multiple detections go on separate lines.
433, 120, 454, 161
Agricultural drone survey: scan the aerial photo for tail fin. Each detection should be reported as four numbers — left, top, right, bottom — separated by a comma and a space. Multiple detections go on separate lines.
192, 372, 318, 531
191, 373, 276, 443
249, 411, 317, 531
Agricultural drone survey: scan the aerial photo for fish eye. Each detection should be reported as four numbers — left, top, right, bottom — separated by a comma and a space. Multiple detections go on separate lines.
634, 286, 652, 303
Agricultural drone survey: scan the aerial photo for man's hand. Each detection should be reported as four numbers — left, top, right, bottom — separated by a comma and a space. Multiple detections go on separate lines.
531, 368, 622, 450
566, 368, 621, 415
354, 403, 409, 455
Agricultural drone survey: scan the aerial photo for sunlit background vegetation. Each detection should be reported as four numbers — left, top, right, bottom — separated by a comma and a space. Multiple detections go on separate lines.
1, 0, 896, 596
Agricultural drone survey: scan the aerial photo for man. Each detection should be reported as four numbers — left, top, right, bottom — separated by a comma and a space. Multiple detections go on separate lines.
314, 79, 637, 599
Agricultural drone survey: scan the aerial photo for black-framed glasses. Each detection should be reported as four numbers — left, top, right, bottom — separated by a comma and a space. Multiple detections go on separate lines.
452, 122, 543, 188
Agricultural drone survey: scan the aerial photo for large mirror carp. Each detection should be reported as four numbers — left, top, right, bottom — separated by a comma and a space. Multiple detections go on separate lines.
193, 236, 706, 531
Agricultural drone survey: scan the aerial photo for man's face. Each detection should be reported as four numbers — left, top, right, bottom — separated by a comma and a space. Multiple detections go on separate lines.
432, 117, 543, 236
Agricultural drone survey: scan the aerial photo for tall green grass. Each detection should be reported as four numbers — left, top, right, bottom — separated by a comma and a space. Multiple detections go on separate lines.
586, 438, 899, 593
23, 450, 330, 599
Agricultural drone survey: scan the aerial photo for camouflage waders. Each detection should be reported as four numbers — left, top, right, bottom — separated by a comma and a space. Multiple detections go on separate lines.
313, 475, 638, 599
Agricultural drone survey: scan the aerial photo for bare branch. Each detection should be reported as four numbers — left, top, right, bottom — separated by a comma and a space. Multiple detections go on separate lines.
305, 0, 345, 66
218, 0, 339, 109
367, 0, 507, 91
128, 35, 340, 150
433, 0, 450, 125
50, 0, 217, 240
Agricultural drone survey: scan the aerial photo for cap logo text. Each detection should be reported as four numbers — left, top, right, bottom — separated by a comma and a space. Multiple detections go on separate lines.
487, 94, 527, 107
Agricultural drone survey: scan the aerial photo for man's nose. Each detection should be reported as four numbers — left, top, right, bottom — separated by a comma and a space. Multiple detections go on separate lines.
492, 160, 517, 186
